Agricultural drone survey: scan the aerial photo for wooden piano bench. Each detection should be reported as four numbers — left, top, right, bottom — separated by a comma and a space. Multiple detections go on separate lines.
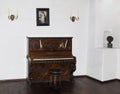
49, 69, 62, 90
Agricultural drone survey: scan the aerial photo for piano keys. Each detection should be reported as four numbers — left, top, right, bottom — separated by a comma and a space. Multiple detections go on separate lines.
32, 57, 75, 61
27, 37, 76, 84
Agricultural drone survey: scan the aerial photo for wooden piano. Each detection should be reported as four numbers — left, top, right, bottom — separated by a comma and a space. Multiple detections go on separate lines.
27, 37, 76, 84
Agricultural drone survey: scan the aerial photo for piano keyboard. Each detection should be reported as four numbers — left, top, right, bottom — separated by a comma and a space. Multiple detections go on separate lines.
33, 57, 74, 61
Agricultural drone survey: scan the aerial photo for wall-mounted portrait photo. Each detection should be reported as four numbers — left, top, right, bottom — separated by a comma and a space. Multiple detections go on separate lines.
36, 8, 49, 26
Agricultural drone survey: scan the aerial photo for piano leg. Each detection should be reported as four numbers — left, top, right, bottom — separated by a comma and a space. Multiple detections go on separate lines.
70, 63, 76, 82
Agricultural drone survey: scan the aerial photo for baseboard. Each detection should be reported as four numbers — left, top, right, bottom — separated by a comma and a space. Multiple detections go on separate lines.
74, 75, 120, 83
74, 75, 102, 82
0, 78, 26, 83
0, 76, 120, 83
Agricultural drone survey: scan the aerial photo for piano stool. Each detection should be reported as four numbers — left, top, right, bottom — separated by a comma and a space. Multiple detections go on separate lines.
49, 69, 62, 89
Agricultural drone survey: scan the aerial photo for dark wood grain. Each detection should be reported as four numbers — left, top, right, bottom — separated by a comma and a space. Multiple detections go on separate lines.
0, 77, 120, 94
27, 37, 76, 83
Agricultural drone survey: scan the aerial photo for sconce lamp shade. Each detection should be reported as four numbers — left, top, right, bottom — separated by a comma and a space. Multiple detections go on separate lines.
8, 14, 18, 21
8, 15, 15, 21
8, 9, 18, 21
70, 16, 75, 22
70, 16, 79, 22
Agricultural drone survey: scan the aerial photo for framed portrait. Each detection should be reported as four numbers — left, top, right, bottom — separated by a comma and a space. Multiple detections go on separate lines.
36, 8, 49, 26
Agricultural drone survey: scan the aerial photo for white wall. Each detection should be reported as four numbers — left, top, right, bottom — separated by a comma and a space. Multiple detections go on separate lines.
87, 0, 120, 81
95, 0, 120, 48
117, 50, 120, 78
87, 0, 103, 80
0, 0, 89, 80
1, 0, 120, 81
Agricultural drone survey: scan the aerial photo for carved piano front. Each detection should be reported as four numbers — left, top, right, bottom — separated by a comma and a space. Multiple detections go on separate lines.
27, 37, 76, 83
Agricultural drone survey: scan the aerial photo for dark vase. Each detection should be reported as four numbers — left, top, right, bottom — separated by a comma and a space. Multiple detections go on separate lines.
106, 36, 114, 48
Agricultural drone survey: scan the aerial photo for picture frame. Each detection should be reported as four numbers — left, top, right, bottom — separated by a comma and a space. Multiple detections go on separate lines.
36, 8, 49, 26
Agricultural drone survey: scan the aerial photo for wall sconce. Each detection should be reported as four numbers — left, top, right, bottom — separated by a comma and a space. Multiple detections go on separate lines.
70, 16, 79, 22
8, 9, 18, 21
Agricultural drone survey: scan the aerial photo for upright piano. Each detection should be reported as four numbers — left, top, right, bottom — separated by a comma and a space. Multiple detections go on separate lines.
27, 37, 76, 84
